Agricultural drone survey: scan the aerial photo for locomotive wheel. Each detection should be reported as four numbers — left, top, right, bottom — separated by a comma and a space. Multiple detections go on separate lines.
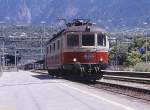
48, 70, 53, 76
48, 69, 55, 77
55, 69, 63, 77
61, 69, 69, 79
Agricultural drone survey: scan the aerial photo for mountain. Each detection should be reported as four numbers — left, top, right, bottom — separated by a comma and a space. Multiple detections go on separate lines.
0, 0, 150, 30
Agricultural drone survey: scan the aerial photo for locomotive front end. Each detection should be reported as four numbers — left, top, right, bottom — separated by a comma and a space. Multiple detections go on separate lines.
62, 21, 109, 80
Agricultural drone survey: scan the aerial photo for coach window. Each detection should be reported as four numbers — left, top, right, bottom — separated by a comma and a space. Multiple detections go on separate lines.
67, 34, 79, 47
53, 43, 55, 52
57, 40, 60, 50
97, 34, 106, 46
50, 45, 52, 53
47, 47, 49, 54
82, 34, 95, 46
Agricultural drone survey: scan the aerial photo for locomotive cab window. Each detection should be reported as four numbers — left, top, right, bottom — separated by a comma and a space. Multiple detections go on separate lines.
97, 34, 106, 46
82, 34, 95, 46
67, 34, 79, 47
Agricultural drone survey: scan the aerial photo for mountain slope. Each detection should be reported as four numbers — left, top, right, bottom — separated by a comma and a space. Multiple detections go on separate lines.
0, 0, 150, 29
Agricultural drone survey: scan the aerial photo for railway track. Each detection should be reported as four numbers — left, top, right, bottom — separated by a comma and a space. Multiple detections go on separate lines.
91, 80, 150, 101
103, 75, 150, 84
90, 70, 150, 101
101, 70, 150, 88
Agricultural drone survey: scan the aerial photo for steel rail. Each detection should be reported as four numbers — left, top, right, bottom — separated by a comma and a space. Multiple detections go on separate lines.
103, 75, 150, 84
102, 70, 150, 78
101, 70, 150, 84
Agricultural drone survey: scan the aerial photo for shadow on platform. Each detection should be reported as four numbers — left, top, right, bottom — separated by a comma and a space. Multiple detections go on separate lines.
31, 74, 56, 80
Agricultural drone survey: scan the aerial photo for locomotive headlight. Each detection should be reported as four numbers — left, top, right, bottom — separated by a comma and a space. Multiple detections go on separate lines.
73, 58, 77, 62
100, 58, 103, 62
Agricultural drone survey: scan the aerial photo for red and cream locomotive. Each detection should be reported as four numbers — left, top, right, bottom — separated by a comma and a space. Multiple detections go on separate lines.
45, 19, 109, 80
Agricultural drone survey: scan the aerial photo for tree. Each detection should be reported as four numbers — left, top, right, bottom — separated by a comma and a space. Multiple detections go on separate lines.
109, 43, 128, 65
109, 36, 146, 67
124, 50, 142, 66
133, 36, 145, 49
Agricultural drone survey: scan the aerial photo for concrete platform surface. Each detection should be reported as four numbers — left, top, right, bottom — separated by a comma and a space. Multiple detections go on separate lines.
0, 70, 149, 110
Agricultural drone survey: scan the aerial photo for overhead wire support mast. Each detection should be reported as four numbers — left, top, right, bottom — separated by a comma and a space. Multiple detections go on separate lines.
40, 21, 46, 60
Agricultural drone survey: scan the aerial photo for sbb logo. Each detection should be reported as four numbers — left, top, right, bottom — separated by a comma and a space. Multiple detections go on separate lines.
84, 52, 94, 60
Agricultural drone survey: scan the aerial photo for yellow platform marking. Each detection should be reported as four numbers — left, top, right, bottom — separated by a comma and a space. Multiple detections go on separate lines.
0, 106, 16, 110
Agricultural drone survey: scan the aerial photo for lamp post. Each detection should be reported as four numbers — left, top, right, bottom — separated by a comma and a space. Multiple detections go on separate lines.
0, 21, 6, 70
145, 31, 148, 64
14, 44, 18, 69
15, 49, 17, 68
40, 21, 46, 60
14, 48, 19, 71
143, 22, 148, 64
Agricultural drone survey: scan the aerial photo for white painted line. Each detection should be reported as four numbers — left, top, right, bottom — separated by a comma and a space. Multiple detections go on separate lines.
61, 83, 136, 110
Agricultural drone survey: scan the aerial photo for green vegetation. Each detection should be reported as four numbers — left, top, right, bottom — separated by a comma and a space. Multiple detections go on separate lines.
125, 50, 142, 66
109, 34, 150, 71
134, 62, 150, 72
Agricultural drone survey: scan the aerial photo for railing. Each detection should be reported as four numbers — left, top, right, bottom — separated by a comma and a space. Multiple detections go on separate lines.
2, 66, 18, 72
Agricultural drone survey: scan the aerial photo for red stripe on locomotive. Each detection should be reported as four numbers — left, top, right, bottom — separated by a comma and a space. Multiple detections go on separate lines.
46, 52, 108, 68
62, 52, 108, 64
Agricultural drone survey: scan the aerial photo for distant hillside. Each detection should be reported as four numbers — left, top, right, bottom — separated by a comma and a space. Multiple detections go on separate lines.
0, 0, 150, 30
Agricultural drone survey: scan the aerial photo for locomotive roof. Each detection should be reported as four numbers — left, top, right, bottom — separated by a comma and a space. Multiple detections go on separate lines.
47, 25, 106, 45
65, 25, 106, 33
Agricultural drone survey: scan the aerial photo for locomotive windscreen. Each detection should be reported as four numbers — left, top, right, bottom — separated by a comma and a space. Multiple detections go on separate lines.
67, 34, 79, 47
97, 34, 106, 46
82, 34, 95, 46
